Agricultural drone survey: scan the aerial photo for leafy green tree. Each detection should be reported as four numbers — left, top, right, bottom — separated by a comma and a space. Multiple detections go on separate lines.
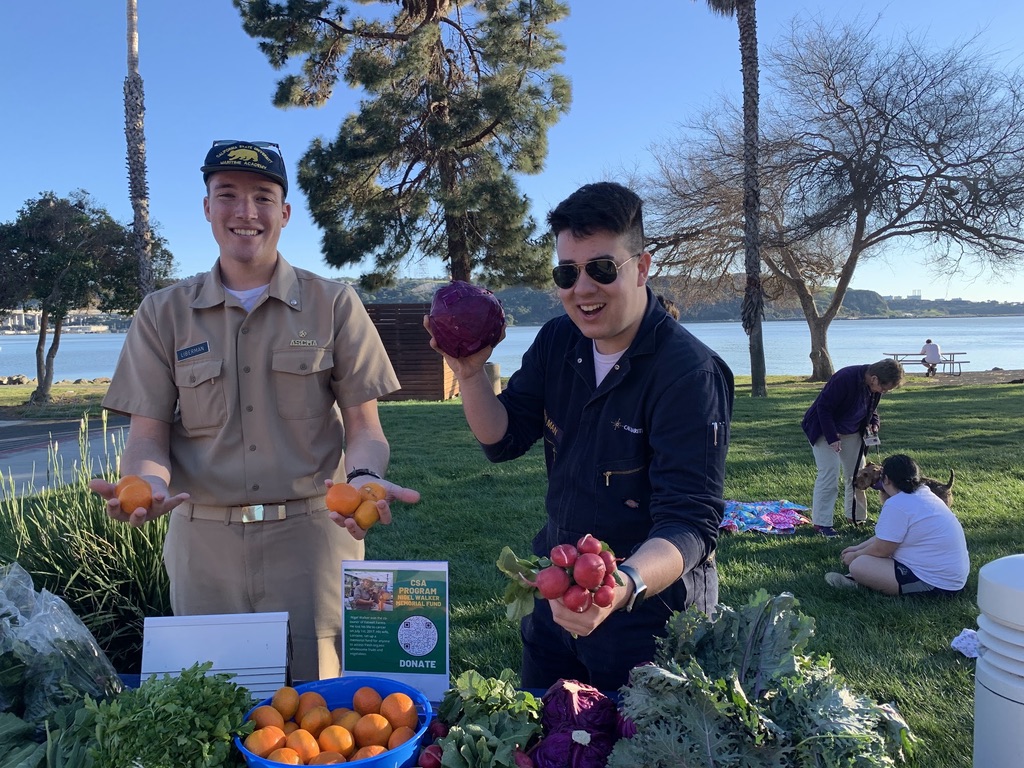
234, 0, 571, 287
0, 191, 174, 403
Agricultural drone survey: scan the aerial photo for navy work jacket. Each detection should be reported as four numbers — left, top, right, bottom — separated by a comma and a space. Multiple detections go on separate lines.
482, 289, 734, 613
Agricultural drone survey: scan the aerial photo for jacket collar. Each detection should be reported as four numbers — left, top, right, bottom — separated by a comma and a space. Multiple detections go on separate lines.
569, 286, 664, 376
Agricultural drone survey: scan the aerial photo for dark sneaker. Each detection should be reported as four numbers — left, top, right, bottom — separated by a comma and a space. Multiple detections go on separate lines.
814, 525, 839, 538
825, 572, 859, 589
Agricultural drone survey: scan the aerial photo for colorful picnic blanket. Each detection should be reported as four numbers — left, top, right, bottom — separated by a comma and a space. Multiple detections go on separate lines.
722, 500, 811, 534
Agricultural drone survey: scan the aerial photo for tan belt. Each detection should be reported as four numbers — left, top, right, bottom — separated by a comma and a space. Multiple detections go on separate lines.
181, 495, 327, 524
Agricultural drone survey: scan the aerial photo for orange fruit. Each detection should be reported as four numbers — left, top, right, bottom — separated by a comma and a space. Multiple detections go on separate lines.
352, 686, 383, 716
351, 745, 387, 760
331, 706, 353, 724
388, 725, 416, 749
334, 708, 361, 733
249, 704, 285, 730
296, 690, 329, 722
318, 724, 356, 757
301, 705, 333, 738
271, 686, 300, 720
243, 725, 287, 758
353, 500, 380, 530
309, 752, 347, 764
286, 728, 321, 762
359, 482, 386, 502
380, 691, 418, 731
116, 476, 152, 513
282, 720, 300, 735
266, 747, 303, 765
353, 713, 392, 749
326, 483, 362, 516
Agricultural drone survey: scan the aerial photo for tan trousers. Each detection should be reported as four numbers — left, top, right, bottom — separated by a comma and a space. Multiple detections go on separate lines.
810, 434, 867, 527
163, 507, 364, 681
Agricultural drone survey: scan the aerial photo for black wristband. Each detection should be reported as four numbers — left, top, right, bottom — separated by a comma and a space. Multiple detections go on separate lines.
346, 468, 382, 484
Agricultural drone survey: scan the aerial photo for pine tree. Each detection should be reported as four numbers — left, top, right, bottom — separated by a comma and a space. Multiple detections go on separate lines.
235, 0, 571, 287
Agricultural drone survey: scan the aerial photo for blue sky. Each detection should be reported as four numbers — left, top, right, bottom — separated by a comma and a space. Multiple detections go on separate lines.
3, 1, 1023, 302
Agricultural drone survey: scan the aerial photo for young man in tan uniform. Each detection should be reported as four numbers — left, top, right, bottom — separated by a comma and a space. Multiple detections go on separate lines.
90, 140, 419, 680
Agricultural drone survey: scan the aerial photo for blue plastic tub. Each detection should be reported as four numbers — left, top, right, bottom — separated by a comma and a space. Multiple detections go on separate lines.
235, 676, 432, 767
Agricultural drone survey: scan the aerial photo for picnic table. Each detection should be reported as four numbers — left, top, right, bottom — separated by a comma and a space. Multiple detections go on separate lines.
883, 351, 970, 376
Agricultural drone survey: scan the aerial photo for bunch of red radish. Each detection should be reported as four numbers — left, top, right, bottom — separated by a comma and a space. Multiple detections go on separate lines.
530, 534, 619, 613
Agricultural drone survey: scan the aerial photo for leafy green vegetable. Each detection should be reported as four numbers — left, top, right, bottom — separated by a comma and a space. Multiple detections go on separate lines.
87, 662, 254, 768
608, 591, 917, 768
435, 670, 542, 768
496, 547, 546, 621
44, 701, 97, 768
0, 710, 48, 768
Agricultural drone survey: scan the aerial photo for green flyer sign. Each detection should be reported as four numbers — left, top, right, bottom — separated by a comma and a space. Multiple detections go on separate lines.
341, 560, 450, 702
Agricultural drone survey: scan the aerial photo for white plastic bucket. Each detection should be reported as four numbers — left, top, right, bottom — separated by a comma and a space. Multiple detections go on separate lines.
974, 554, 1024, 767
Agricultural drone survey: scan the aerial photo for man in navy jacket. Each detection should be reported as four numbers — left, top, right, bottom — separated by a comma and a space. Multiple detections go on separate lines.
426, 182, 734, 690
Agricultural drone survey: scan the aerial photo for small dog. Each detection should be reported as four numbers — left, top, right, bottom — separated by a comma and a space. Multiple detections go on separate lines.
854, 462, 955, 508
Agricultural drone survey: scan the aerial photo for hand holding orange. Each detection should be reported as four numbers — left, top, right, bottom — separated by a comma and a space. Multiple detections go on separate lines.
325, 483, 361, 516
115, 475, 152, 513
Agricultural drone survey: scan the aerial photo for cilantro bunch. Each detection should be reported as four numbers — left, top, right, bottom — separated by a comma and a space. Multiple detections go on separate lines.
608, 591, 917, 767
87, 662, 254, 768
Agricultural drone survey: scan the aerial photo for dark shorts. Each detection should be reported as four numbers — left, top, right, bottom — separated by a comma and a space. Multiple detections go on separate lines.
894, 560, 962, 597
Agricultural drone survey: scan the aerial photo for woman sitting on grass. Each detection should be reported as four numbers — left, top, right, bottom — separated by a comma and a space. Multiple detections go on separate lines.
826, 454, 969, 596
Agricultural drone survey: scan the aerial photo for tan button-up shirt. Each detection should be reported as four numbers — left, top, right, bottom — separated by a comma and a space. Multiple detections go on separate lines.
103, 256, 399, 506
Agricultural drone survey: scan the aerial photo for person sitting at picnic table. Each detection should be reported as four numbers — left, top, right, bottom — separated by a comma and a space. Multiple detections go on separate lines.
825, 454, 969, 596
920, 339, 942, 377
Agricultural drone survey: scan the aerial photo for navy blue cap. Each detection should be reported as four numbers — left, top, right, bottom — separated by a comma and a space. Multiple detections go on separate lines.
201, 140, 287, 197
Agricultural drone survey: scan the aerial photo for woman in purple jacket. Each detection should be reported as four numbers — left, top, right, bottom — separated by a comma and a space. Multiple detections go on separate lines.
801, 360, 904, 537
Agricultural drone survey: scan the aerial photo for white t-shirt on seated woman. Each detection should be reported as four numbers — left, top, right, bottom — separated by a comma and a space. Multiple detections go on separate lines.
875, 486, 969, 591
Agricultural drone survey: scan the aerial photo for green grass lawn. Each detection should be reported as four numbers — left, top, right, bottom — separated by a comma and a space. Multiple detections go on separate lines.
2, 378, 1022, 767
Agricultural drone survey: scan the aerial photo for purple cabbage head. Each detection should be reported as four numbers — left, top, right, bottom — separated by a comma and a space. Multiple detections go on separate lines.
530, 729, 615, 768
428, 280, 506, 358
540, 679, 617, 736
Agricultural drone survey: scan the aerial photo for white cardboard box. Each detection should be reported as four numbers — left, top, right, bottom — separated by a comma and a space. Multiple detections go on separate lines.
141, 612, 289, 700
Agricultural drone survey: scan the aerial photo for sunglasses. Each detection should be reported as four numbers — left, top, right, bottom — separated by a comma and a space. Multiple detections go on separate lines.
211, 139, 283, 158
551, 253, 640, 290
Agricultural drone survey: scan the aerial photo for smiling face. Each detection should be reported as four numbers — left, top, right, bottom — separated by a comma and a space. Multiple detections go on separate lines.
555, 229, 651, 354
204, 170, 291, 287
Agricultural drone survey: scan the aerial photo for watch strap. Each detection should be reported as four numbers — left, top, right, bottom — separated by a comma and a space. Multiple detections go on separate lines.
346, 468, 382, 484
618, 564, 647, 613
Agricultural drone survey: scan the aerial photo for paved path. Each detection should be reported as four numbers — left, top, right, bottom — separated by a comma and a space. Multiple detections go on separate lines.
0, 415, 129, 498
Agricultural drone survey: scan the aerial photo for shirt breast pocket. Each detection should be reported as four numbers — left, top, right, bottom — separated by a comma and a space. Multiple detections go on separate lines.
272, 347, 334, 420
174, 359, 227, 433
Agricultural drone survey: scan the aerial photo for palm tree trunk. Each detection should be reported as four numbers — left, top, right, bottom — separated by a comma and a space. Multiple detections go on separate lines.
125, 0, 154, 296
736, 0, 767, 397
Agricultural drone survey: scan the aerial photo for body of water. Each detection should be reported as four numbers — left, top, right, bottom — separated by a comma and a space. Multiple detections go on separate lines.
1, 315, 1021, 381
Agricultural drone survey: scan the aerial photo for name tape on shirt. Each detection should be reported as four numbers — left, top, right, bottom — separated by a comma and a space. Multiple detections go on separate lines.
176, 341, 210, 361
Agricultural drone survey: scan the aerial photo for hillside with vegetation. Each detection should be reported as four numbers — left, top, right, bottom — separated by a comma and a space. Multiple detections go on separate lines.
351, 277, 1024, 327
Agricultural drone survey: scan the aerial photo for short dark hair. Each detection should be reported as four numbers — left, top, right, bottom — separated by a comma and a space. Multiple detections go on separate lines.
867, 359, 904, 388
882, 454, 922, 494
547, 182, 645, 254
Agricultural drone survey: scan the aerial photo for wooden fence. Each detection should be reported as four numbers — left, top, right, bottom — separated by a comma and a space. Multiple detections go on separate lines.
365, 303, 459, 401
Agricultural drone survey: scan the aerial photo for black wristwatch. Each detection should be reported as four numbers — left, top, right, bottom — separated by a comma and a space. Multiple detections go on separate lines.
618, 564, 648, 613
346, 468, 382, 484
